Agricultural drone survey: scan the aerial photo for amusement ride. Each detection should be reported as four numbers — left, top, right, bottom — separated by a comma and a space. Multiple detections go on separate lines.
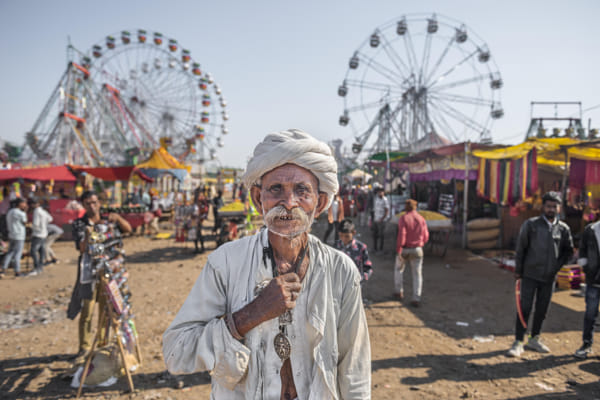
337, 14, 504, 162
20, 29, 228, 166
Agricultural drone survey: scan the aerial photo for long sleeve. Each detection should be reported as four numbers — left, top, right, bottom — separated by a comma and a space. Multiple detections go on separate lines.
515, 221, 530, 276
421, 217, 429, 245
162, 260, 251, 390
578, 227, 590, 272
32, 209, 42, 234
337, 267, 371, 399
557, 226, 574, 269
396, 217, 406, 253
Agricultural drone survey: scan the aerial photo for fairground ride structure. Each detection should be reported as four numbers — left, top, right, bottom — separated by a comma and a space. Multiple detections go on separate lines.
21, 29, 229, 166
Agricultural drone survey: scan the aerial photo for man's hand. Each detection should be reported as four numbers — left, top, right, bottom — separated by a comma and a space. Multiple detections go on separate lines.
232, 273, 301, 337
107, 212, 120, 223
256, 273, 302, 321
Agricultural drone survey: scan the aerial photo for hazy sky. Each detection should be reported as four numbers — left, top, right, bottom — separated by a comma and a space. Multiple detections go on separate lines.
1, 0, 599, 168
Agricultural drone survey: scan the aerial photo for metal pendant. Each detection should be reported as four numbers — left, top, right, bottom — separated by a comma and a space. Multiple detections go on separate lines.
279, 310, 292, 325
274, 331, 291, 361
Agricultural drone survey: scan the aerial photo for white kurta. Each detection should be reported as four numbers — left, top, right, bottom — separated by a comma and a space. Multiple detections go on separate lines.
162, 229, 371, 399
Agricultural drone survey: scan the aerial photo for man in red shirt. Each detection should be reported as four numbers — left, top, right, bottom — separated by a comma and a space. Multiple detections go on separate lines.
395, 199, 429, 307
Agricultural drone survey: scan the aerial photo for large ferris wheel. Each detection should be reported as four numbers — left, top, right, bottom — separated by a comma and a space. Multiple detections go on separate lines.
338, 14, 503, 160
21, 29, 228, 166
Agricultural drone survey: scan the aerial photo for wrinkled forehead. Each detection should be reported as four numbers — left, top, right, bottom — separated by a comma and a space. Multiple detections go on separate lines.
259, 163, 320, 189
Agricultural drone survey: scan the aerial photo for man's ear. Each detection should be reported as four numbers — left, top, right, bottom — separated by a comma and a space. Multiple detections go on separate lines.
315, 193, 329, 217
250, 185, 264, 216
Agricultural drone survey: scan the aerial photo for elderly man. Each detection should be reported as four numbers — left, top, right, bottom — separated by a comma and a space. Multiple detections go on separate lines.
163, 129, 371, 399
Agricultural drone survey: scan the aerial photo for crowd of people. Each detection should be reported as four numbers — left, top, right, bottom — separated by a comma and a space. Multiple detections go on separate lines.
0, 194, 63, 279
3, 131, 600, 398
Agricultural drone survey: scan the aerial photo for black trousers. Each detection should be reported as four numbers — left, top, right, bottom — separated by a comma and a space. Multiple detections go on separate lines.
323, 221, 339, 244
515, 276, 554, 341
194, 221, 205, 252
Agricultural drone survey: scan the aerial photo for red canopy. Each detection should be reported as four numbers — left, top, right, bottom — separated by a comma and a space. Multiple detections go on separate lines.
0, 166, 76, 182
69, 165, 136, 181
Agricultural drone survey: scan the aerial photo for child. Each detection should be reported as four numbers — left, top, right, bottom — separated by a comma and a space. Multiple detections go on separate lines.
334, 218, 373, 285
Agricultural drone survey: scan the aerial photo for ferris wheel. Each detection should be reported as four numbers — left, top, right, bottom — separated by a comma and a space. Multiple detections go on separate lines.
21, 29, 228, 166
338, 13, 503, 159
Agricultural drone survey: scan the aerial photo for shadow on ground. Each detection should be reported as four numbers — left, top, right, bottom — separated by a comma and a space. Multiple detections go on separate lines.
0, 353, 210, 400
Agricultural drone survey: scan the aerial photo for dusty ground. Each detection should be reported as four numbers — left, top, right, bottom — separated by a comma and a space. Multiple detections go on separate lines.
1, 216, 599, 400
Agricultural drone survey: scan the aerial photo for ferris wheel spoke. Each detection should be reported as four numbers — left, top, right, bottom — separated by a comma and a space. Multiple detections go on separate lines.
402, 32, 420, 79
346, 99, 392, 113
424, 35, 457, 86
429, 73, 489, 92
123, 103, 159, 145
430, 92, 493, 106
346, 79, 408, 95
143, 100, 196, 118
377, 31, 412, 80
428, 108, 461, 143
431, 97, 487, 133
419, 34, 433, 85
427, 49, 479, 89
358, 51, 409, 87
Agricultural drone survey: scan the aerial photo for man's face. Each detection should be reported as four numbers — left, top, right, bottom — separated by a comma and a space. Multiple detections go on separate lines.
377, 190, 384, 198
542, 200, 559, 220
17, 201, 28, 211
339, 231, 354, 246
252, 164, 328, 238
83, 194, 100, 217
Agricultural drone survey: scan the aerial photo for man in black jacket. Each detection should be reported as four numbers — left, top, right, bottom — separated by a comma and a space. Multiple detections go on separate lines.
574, 218, 600, 359
507, 192, 574, 357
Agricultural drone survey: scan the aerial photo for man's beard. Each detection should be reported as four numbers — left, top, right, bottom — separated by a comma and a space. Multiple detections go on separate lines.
263, 205, 315, 239
544, 211, 556, 221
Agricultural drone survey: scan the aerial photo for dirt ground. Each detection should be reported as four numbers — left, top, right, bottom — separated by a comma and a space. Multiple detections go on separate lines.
1, 216, 599, 400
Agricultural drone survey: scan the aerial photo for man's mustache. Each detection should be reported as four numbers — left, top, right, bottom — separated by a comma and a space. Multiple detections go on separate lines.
264, 206, 309, 225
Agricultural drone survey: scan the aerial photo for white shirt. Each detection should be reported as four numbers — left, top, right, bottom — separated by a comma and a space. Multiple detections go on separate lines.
162, 229, 371, 399
373, 196, 389, 221
330, 200, 339, 220
32, 207, 53, 238
6, 208, 27, 241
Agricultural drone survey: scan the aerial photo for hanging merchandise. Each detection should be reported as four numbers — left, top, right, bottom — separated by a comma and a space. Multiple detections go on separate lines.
73, 221, 141, 396
476, 148, 538, 205
569, 158, 600, 205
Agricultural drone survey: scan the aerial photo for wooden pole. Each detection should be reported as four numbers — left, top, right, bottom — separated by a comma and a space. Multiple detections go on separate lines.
561, 148, 569, 219
462, 142, 471, 249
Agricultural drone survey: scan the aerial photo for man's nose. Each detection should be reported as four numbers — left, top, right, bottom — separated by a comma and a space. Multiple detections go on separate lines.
277, 189, 299, 209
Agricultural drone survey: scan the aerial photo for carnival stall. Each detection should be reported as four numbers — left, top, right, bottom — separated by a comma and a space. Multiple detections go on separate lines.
471, 137, 584, 248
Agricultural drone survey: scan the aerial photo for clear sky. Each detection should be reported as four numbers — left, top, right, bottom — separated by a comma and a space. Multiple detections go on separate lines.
1, 0, 599, 168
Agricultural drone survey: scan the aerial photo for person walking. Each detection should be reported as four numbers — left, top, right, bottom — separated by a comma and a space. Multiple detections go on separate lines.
573, 218, 600, 359
0, 198, 28, 278
193, 193, 210, 253
394, 199, 429, 306
44, 223, 63, 265
323, 193, 344, 244
507, 191, 574, 357
371, 187, 389, 253
212, 189, 224, 233
29, 198, 53, 276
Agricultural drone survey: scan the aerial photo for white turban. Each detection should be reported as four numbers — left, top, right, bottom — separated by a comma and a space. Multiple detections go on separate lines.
242, 129, 339, 208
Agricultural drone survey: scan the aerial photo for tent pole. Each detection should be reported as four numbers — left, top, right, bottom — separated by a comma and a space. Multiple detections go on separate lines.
561, 148, 568, 218
462, 142, 470, 249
